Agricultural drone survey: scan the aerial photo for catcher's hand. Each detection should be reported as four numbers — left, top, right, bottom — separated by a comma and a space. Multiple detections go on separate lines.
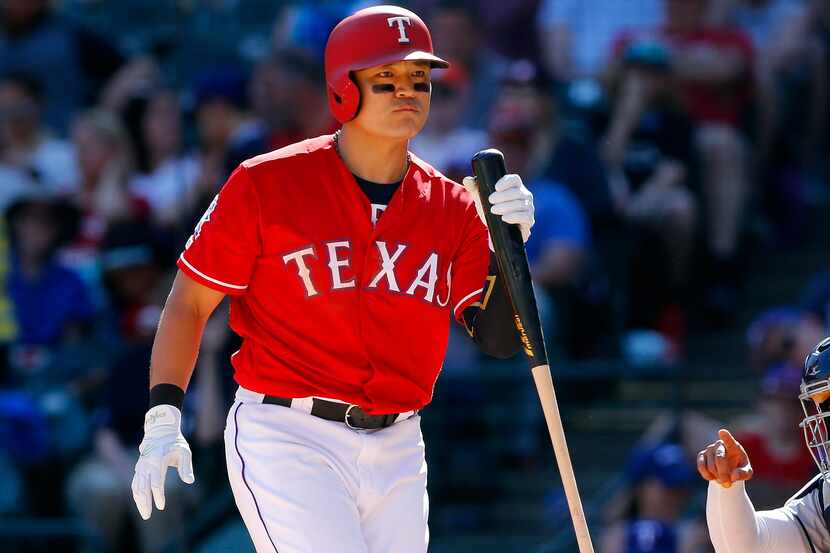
697, 428, 753, 488
131, 405, 195, 519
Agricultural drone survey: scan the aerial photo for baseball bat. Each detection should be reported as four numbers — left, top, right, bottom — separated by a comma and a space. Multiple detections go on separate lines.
471, 149, 595, 553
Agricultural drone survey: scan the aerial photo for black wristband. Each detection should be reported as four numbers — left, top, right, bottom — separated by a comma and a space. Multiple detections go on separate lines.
149, 383, 185, 410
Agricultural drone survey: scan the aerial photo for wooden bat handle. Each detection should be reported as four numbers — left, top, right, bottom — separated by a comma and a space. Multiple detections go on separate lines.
532, 364, 595, 553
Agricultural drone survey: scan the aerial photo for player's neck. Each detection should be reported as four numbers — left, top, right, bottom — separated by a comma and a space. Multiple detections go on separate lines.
336, 126, 409, 184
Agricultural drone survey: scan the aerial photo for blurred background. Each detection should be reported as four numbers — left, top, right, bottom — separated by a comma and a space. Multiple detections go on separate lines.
0, 0, 829, 551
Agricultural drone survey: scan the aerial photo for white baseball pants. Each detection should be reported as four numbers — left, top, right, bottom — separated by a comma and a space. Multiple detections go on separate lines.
224, 386, 429, 553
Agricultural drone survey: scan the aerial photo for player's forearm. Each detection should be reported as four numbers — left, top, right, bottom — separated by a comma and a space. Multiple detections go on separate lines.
149, 293, 210, 394
707, 481, 809, 553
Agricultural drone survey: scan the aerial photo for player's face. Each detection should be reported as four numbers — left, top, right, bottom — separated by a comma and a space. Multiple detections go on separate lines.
352, 60, 431, 140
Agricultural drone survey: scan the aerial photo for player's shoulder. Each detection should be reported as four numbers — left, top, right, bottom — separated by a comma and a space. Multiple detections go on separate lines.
788, 473, 826, 504
408, 152, 473, 203
241, 134, 335, 176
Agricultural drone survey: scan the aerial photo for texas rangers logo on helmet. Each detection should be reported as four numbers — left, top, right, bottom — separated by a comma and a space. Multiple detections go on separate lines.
387, 16, 412, 43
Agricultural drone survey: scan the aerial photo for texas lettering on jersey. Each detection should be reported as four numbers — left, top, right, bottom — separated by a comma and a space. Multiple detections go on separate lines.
282, 240, 450, 304
176, 134, 490, 414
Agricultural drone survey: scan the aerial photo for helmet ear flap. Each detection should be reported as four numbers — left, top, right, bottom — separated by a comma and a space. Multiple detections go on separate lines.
328, 75, 361, 123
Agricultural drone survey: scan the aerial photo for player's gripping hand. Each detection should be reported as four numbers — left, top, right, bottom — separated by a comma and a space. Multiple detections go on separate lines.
696, 428, 753, 488
131, 405, 195, 520
462, 174, 535, 247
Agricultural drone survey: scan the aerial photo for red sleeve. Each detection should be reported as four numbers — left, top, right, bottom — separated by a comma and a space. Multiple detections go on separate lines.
177, 165, 261, 295
449, 204, 490, 322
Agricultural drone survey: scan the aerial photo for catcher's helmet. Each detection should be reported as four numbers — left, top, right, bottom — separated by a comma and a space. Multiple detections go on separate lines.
799, 336, 830, 478
324, 5, 449, 124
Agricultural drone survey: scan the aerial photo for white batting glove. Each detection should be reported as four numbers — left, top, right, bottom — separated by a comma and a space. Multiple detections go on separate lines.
131, 405, 195, 520
462, 174, 534, 248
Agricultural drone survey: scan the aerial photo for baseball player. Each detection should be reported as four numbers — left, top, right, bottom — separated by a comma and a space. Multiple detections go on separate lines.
698, 336, 830, 553
131, 5, 535, 553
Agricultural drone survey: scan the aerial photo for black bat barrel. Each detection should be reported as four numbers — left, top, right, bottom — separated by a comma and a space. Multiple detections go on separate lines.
471, 149, 548, 368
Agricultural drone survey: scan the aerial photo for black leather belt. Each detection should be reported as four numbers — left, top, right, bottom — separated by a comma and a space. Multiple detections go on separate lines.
262, 396, 405, 429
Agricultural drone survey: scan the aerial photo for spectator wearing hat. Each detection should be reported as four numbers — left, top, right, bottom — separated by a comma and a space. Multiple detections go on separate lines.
599, 443, 707, 553
745, 305, 825, 375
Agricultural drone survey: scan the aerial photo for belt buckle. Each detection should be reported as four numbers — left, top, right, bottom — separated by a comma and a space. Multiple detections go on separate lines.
344, 404, 360, 429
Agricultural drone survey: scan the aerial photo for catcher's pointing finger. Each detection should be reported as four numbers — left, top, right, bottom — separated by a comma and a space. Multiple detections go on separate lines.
696, 428, 753, 488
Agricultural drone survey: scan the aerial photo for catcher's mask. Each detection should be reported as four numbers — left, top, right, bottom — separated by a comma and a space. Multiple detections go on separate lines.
799, 336, 830, 478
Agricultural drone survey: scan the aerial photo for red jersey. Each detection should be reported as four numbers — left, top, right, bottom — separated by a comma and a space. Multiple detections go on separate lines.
177, 134, 490, 414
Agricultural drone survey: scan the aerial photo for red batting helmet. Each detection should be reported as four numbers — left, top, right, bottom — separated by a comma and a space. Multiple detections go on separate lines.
324, 5, 450, 124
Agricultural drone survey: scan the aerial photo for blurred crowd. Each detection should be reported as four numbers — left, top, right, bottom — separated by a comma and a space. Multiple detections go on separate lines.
2, 0, 830, 551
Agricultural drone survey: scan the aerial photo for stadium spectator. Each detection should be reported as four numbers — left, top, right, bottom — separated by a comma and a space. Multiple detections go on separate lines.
484, 61, 605, 357
429, 1, 506, 129
410, 65, 487, 179
602, 38, 698, 338
124, 89, 201, 230
64, 221, 190, 553
71, 109, 144, 228
3, 191, 95, 524
191, 66, 260, 185
745, 305, 825, 374
724, 0, 823, 245
611, 0, 755, 322
599, 443, 707, 553
0, 71, 77, 192
240, 49, 334, 162
65, 223, 231, 553
732, 363, 816, 510
5, 191, 90, 354
487, 65, 590, 290
0, 0, 124, 132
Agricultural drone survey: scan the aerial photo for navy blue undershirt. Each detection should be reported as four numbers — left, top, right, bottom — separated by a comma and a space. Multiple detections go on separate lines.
352, 174, 401, 206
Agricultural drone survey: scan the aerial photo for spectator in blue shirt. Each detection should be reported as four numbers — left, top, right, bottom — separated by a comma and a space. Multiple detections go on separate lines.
6, 192, 91, 348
